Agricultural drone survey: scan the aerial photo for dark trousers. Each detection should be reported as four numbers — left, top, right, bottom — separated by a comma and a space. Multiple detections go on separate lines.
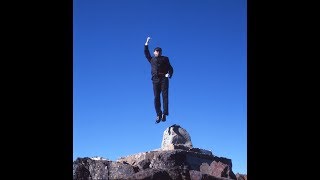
152, 77, 169, 116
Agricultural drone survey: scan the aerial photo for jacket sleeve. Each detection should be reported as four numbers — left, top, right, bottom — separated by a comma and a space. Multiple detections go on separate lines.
167, 57, 174, 78
144, 45, 152, 62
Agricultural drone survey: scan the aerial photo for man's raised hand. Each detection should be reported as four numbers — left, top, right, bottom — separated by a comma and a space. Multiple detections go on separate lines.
145, 36, 151, 45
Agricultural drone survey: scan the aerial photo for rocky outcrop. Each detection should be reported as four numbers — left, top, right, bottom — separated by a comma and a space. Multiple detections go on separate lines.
73, 124, 245, 180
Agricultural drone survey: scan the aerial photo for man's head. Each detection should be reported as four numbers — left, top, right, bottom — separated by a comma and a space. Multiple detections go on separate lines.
154, 47, 162, 57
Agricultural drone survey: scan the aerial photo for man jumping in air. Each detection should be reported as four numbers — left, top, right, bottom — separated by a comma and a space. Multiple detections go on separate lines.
144, 37, 174, 123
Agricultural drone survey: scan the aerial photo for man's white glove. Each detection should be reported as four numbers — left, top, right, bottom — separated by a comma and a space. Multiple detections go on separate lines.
145, 37, 151, 45
165, 73, 170, 78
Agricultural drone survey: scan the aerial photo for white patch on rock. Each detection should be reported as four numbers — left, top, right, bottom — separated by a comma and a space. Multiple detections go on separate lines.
91, 156, 107, 160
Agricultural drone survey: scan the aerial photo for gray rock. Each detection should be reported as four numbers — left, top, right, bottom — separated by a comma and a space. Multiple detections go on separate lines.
161, 124, 193, 150
107, 161, 137, 179
129, 168, 172, 180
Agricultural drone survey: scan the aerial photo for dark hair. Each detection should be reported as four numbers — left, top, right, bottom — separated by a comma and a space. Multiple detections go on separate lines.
154, 47, 162, 53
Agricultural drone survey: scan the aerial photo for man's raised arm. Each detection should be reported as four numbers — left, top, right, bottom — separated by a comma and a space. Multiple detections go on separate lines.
144, 37, 152, 62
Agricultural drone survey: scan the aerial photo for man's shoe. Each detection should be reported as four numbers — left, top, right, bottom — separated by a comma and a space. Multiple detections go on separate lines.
161, 114, 166, 122
155, 115, 161, 124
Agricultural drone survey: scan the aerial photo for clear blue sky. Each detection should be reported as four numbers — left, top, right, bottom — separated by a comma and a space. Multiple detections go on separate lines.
73, 0, 247, 174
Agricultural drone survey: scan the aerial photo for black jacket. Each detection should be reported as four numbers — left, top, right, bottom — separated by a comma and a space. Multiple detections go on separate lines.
144, 45, 174, 80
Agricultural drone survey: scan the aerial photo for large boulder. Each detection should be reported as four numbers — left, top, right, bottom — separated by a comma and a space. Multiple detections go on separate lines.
117, 149, 236, 180
161, 124, 193, 150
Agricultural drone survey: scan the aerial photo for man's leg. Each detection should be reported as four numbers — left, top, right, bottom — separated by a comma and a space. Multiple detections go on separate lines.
161, 78, 169, 117
153, 81, 162, 121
